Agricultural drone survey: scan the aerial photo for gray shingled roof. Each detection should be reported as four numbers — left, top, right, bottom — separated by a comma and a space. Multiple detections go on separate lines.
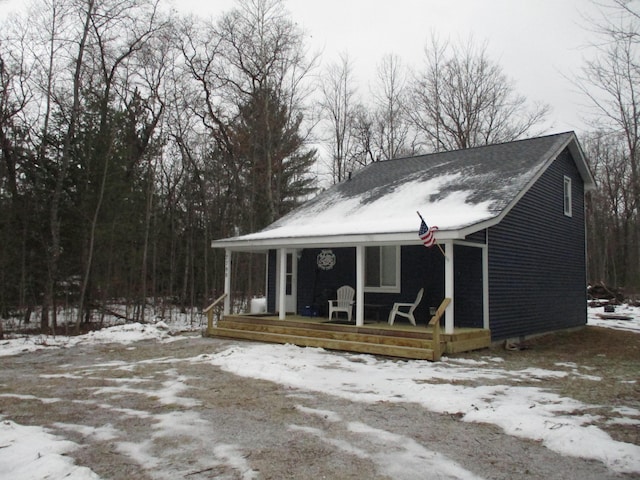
214, 132, 593, 248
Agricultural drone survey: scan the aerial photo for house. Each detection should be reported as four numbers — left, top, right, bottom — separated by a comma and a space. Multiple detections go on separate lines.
210, 131, 595, 355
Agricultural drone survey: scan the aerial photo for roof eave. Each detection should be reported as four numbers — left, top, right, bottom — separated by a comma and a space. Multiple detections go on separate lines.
211, 229, 467, 251
565, 132, 596, 190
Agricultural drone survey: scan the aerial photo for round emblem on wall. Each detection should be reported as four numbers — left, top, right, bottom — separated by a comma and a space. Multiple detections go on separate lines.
316, 249, 336, 270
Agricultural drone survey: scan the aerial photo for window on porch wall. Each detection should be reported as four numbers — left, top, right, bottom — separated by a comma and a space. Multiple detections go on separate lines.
365, 245, 400, 292
286, 253, 292, 295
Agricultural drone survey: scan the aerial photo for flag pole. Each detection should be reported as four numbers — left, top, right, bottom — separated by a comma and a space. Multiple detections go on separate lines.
417, 211, 446, 257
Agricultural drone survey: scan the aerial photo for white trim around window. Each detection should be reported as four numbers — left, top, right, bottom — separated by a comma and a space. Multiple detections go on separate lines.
563, 175, 572, 217
364, 245, 401, 293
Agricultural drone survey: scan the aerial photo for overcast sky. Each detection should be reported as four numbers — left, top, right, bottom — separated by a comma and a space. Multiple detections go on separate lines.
1, 0, 603, 135
179, 0, 602, 135
182, 0, 606, 137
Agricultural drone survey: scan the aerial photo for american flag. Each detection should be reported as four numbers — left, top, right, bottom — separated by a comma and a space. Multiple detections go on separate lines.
419, 219, 438, 248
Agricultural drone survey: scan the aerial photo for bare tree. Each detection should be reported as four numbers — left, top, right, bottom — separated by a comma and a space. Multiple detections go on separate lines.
583, 132, 632, 286
72, 0, 169, 331
45, 0, 95, 333
348, 103, 376, 169
0, 0, 102, 331
217, 0, 315, 227
178, 0, 316, 308
579, 3, 640, 203
318, 52, 361, 183
578, 1, 640, 289
0, 0, 320, 325
0, 37, 33, 320
408, 35, 549, 152
371, 53, 413, 160
216, 0, 316, 306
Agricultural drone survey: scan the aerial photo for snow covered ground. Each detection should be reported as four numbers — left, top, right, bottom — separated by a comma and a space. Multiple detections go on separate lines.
0, 320, 184, 357
587, 302, 640, 333
1, 305, 639, 479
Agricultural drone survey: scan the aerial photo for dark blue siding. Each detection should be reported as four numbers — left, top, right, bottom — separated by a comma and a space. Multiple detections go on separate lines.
267, 245, 448, 323
454, 244, 484, 328
267, 247, 357, 315
267, 250, 276, 312
488, 149, 587, 340
296, 246, 445, 322
297, 247, 356, 316
395, 245, 445, 324
267, 244, 484, 325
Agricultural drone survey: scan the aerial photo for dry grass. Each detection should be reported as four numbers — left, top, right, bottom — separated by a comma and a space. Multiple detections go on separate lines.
457, 326, 640, 445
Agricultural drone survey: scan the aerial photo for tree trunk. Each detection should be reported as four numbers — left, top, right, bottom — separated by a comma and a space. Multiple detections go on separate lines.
139, 161, 154, 322
45, 0, 94, 333
76, 140, 112, 333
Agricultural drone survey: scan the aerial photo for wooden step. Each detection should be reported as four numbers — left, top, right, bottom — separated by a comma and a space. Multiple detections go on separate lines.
444, 330, 492, 354
206, 314, 491, 360
208, 327, 436, 360
217, 318, 432, 349
219, 316, 435, 338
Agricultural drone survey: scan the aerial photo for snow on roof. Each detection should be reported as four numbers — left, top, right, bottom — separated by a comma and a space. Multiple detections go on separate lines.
241, 173, 495, 241
215, 132, 586, 247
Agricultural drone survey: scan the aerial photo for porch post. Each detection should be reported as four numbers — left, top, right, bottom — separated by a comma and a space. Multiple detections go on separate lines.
444, 241, 454, 334
224, 249, 231, 315
355, 245, 365, 326
278, 248, 287, 320
265, 254, 269, 305
482, 244, 489, 329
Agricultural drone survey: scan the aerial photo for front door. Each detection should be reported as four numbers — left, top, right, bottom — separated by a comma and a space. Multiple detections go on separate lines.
275, 250, 297, 314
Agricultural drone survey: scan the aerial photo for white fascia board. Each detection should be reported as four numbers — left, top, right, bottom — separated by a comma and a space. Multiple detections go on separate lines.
211, 230, 465, 251
455, 138, 571, 239
456, 218, 498, 238
541, 133, 594, 191
566, 136, 596, 191
456, 135, 594, 238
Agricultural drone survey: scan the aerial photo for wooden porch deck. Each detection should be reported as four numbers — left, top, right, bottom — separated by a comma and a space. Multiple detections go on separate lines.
205, 314, 491, 361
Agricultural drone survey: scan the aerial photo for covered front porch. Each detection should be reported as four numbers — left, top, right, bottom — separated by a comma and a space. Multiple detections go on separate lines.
222, 239, 488, 322
211, 233, 492, 360
204, 297, 491, 361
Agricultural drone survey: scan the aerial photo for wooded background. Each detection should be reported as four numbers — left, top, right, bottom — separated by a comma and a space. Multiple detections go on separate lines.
1, 0, 639, 331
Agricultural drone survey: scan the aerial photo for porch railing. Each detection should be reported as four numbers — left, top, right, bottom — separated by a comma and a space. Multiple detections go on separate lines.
428, 297, 451, 361
203, 293, 228, 331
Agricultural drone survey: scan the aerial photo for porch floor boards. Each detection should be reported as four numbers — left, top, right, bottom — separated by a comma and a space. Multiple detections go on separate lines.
205, 314, 491, 361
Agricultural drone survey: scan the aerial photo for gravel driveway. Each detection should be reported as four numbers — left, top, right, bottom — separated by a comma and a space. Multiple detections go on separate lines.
0, 334, 631, 479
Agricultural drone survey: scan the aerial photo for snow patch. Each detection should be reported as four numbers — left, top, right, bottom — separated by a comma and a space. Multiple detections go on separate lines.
0, 419, 101, 480
202, 342, 640, 474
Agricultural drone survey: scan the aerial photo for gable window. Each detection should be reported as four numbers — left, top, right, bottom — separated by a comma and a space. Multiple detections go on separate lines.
365, 245, 400, 292
563, 176, 572, 217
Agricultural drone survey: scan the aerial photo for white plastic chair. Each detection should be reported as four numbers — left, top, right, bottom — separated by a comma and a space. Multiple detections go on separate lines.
388, 288, 424, 326
328, 285, 355, 322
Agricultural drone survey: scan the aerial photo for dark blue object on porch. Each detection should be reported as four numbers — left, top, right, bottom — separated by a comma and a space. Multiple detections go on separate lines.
301, 305, 319, 317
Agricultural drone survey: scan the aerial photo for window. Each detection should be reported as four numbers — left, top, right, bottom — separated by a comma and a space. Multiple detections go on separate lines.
563, 176, 572, 217
364, 245, 400, 292
285, 253, 293, 295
